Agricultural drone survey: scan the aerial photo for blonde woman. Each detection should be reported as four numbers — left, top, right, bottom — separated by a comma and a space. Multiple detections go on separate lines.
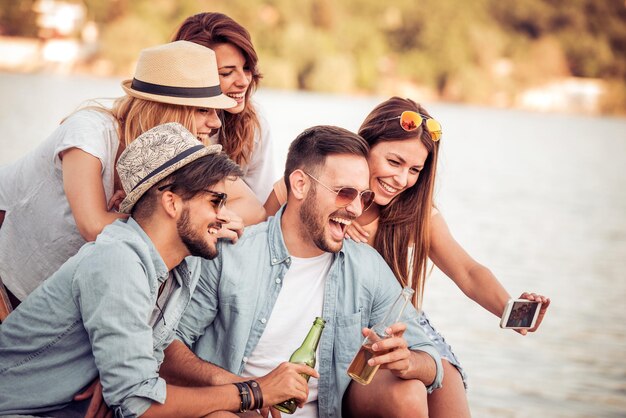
0, 41, 265, 305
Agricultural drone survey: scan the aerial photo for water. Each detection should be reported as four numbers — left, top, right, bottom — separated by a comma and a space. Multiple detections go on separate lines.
1, 72, 626, 416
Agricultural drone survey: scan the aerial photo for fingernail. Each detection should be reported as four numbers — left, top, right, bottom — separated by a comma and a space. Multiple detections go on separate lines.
372, 343, 378, 351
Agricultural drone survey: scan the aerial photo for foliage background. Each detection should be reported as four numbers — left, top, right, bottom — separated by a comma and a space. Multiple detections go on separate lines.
1, 0, 625, 113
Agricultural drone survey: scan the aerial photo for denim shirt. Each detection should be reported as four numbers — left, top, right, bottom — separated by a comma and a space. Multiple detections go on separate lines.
177, 207, 443, 418
0, 218, 199, 418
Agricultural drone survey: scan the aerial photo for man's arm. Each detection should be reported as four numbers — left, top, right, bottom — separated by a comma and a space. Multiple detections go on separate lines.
366, 258, 443, 391
160, 340, 240, 386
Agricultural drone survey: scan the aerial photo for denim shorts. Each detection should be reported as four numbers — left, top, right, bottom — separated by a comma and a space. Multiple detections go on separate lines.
418, 311, 468, 389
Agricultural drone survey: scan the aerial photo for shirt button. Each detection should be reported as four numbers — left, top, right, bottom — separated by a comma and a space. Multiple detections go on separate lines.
272, 258, 277, 263
260, 318, 267, 324
243, 356, 248, 363
275, 278, 281, 284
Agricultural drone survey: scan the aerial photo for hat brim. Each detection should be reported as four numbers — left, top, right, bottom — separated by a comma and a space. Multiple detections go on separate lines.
121, 80, 236, 109
118, 144, 222, 214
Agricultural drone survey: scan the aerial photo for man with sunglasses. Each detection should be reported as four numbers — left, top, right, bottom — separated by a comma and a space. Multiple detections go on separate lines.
164, 125, 443, 417
0, 123, 314, 417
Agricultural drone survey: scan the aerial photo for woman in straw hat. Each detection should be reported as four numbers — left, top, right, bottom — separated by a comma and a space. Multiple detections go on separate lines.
266, 97, 550, 417
173, 12, 275, 203
0, 40, 263, 305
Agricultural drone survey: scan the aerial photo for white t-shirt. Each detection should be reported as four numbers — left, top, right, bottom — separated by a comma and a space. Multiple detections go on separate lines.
209, 103, 274, 202
0, 109, 120, 300
242, 252, 332, 418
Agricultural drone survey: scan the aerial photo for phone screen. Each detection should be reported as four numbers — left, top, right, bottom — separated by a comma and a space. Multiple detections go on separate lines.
505, 301, 540, 328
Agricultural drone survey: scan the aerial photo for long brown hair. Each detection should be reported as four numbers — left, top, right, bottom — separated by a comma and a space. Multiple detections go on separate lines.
358, 97, 440, 309
173, 12, 262, 166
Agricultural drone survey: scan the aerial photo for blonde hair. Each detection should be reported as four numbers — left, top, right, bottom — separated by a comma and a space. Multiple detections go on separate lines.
110, 96, 199, 146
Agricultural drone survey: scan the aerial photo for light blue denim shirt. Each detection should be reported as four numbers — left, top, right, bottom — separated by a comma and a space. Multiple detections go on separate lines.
0, 218, 199, 417
177, 207, 443, 418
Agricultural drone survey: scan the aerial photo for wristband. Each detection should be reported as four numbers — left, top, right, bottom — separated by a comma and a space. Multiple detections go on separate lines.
233, 382, 251, 412
245, 380, 264, 410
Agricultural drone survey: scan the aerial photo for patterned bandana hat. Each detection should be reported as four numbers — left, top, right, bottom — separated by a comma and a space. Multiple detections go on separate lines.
117, 122, 222, 214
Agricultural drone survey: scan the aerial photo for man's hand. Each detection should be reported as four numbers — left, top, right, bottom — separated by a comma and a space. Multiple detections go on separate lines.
256, 362, 318, 409
362, 323, 414, 379
516, 292, 551, 335
73, 378, 112, 418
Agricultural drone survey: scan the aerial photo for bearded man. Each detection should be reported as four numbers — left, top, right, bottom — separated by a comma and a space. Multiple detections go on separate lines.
162, 125, 443, 418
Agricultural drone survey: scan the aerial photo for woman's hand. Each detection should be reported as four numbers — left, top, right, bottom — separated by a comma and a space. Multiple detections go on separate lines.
516, 292, 551, 335
215, 207, 244, 243
107, 189, 126, 212
345, 220, 369, 243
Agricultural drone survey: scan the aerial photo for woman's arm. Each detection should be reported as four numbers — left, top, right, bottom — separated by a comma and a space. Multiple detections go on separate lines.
263, 190, 282, 217
428, 212, 511, 317
225, 178, 267, 225
263, 178, 288, 217
61, 148, 127, 242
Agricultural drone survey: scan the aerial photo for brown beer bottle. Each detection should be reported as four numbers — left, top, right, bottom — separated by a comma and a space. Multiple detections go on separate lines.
274, 317, 326, 414
347, 286, 414, 385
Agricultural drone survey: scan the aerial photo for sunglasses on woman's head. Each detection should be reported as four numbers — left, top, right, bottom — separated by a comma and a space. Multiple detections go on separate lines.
303, 172, 375, 212
382, 111, 442, 142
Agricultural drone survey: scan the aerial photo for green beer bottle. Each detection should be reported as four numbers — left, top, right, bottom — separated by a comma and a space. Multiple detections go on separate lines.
274, 317, 326, 414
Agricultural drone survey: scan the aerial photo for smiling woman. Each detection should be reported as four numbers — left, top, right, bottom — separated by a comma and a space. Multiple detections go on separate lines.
173, 12, 275, 203
0, 41, 240, 305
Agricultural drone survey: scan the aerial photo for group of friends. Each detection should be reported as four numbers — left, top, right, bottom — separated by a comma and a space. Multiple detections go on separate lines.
0, 12, 551, 418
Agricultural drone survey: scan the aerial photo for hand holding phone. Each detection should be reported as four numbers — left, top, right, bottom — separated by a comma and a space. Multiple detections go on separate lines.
500, 299, 542, 329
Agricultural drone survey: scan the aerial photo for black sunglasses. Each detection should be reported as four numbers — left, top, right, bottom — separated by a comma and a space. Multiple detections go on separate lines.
158, 183, 227, 211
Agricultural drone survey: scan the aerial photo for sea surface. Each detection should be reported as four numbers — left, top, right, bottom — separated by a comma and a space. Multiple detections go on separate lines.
1, 72, 626, 417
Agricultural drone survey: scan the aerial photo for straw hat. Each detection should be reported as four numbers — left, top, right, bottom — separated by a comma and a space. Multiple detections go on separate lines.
121, 40, 236, 109
117, 122, 222, 214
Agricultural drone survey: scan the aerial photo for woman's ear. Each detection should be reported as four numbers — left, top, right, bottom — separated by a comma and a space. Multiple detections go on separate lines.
288, 169, 310, 201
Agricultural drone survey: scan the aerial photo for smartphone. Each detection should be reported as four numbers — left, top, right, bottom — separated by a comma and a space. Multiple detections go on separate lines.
499, 299, 542, 329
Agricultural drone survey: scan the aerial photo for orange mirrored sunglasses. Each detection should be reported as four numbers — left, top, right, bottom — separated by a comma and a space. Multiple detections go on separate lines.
383, 111, 442, 142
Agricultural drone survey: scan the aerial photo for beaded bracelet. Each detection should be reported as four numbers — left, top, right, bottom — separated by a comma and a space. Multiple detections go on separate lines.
245, 380, 264, 410
233, 382, 251, 412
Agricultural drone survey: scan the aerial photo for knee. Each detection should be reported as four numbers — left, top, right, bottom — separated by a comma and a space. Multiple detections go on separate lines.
388, 379, 428, 418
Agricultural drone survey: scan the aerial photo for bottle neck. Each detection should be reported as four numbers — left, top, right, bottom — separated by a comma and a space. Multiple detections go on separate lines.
300, 321, 325, 352
374, 287, 414, 336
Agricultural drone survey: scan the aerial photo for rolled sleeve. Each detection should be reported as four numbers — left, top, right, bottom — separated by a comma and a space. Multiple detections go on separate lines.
113, 377, 167, 418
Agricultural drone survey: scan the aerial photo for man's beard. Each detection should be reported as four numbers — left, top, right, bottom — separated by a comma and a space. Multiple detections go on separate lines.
177, 207, 219, 260
298, 187, 350, 254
